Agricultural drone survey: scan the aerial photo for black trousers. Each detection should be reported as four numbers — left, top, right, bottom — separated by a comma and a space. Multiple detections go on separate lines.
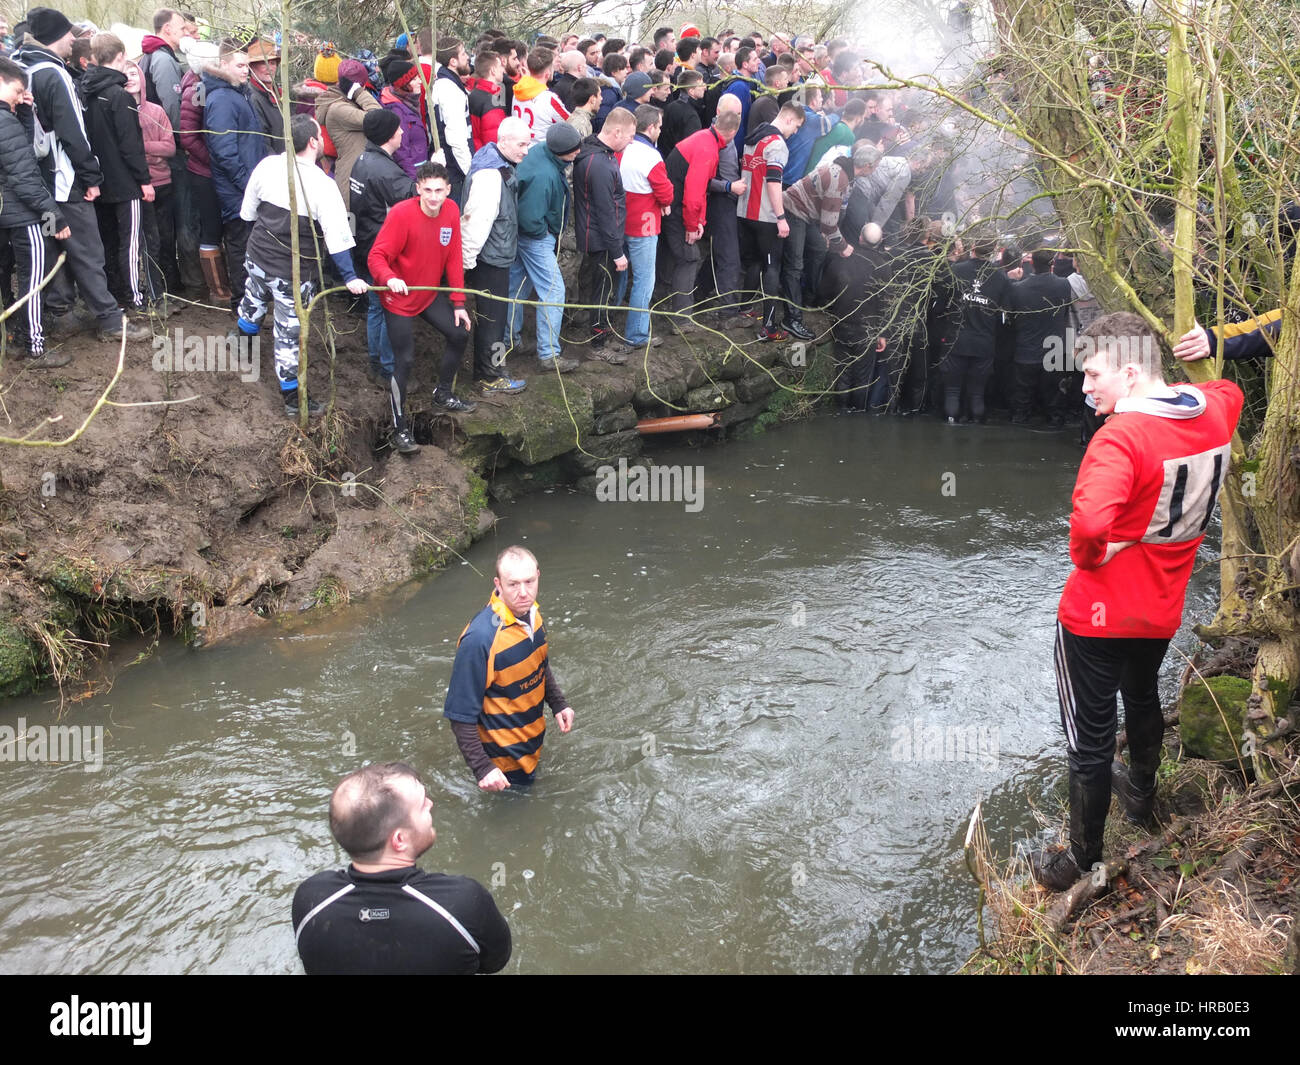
584, 249, 618, 344
98, 198, 158, 307
151, 184, 176, 292
780, 215, 823, 324
1011, 360, 1063, 421
192, 174, 224, 245
704, 193, 740, 310
738, 218, 782, 327
660, 211, 701, 313
384, 295, 470, 429
466, 262, 510, 380
1054, 622, 1170, 866
222, 217, 251, 312
941, 347, 994, 421
0, 222, 50, 354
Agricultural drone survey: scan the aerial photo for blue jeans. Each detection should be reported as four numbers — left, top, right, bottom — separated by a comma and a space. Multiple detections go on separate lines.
624, 233, 657, 343
366, 290, 394, 376
507, 234, 565, 361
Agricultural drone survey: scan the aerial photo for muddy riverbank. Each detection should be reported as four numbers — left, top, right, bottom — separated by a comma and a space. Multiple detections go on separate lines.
0, 296, 822, 701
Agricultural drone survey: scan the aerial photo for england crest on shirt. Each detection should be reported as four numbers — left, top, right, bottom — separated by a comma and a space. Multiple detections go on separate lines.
440, 226, 453, 246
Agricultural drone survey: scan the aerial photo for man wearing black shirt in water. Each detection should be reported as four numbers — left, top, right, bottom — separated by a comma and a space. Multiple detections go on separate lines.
292, 761, 511, 974
944, 236, 1012, 423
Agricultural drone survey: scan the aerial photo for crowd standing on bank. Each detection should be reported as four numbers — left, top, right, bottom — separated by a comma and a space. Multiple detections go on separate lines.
0, 9, 1126, 442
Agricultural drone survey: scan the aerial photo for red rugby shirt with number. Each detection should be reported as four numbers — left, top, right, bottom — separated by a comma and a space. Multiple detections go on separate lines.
1057, 379, 1243, 639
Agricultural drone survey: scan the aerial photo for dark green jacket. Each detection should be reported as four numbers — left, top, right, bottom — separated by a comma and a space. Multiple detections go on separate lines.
515, 142, 569, 240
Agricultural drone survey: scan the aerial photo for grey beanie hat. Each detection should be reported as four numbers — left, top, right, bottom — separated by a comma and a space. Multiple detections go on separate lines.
546, 122, 583, 155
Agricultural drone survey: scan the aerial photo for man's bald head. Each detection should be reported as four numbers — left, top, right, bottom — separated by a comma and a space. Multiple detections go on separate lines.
715, 92, 742, 117
559, 49, 585, 75
329, 762, 423, 862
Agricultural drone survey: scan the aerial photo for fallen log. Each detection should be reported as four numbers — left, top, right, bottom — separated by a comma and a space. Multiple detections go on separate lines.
1046, 858, 1128, 933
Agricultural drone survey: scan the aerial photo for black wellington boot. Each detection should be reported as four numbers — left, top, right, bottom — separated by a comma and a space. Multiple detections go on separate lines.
1031, 768, 1110, 892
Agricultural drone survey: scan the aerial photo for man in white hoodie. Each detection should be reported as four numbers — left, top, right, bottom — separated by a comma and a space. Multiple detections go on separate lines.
431, 36, 473, 203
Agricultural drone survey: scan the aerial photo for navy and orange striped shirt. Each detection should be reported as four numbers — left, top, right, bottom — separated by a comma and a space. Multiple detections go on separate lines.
443, 592, 568, 777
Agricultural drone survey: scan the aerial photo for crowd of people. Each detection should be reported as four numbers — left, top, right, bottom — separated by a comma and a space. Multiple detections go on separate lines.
0, 8, 1110, 441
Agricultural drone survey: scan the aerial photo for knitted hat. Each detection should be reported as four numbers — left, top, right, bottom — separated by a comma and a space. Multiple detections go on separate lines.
314, 50, 341, 83
679, 23, 700, 38
28, 7, 73, 45
338, 58, 369, 86
623, 71, 653, 99
388, 60, 418, 89
363, 108, 401, 145
546, 122, 582, 155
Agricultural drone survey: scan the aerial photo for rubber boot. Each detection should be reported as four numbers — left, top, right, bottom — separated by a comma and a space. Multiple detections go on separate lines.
200, 248, 232, 302
1069, 766, 1110, 871
1030, 768, 1110, 892
1111, 760, 1159, 828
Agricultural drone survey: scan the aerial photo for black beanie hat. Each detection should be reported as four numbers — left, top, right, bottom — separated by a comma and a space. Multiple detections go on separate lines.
363, 107, 402, 145
28, 7, 74, 46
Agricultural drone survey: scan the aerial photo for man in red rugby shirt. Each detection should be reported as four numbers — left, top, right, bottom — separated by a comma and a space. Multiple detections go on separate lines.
368, 161, 475, 455
1033, 312, 1243, 890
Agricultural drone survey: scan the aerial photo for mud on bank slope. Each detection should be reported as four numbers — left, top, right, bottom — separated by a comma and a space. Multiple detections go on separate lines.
0, 296, 816, 701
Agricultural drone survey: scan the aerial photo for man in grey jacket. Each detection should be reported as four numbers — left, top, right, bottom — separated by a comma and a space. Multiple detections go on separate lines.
139, 7, 202, 294
461, 116, 529, 395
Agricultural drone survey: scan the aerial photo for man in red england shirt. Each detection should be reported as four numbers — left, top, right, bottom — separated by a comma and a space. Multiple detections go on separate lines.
1033, 312, 1243, 890
368, 162, 475, 455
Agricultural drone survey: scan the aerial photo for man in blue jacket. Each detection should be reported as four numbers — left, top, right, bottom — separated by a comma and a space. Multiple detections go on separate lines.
506, 123, 581, 373
203, 41, 266, 311
721, 46, 761, 155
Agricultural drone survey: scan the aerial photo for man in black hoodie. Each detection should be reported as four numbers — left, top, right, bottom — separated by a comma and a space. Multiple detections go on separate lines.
84, 32, 156, 312
14, 8, 149, 343
571, 106, 635, 361
349, 108, 415, 386
658, 68, 702, 162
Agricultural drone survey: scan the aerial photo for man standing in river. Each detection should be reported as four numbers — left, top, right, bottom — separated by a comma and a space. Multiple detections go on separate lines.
293, 762, 512, 974
1032, 312, 1242, 891
444, 546, 575, 791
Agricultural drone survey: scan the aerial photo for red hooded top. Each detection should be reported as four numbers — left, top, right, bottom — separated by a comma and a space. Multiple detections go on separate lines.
1057, 379, 1243, 639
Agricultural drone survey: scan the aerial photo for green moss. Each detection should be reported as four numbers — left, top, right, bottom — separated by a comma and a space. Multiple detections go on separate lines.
461, 375, 594, 465
1178, 675, 1253, 761
310, 577, 347, 609
464, 471, 489, 524
45, 559, 98, 598
0, 618, 39, 699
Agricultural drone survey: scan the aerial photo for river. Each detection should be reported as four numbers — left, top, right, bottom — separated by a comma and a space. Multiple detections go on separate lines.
0, 415, 1217, 974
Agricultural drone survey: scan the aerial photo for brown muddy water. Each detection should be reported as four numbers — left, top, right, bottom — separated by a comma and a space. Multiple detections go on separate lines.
0, 415, 1217, 973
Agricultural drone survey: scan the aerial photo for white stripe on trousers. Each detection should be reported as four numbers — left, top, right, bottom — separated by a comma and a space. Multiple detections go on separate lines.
1054, 621, 1079, 752
127, 198, 143, 306
25, 223, 44, 352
